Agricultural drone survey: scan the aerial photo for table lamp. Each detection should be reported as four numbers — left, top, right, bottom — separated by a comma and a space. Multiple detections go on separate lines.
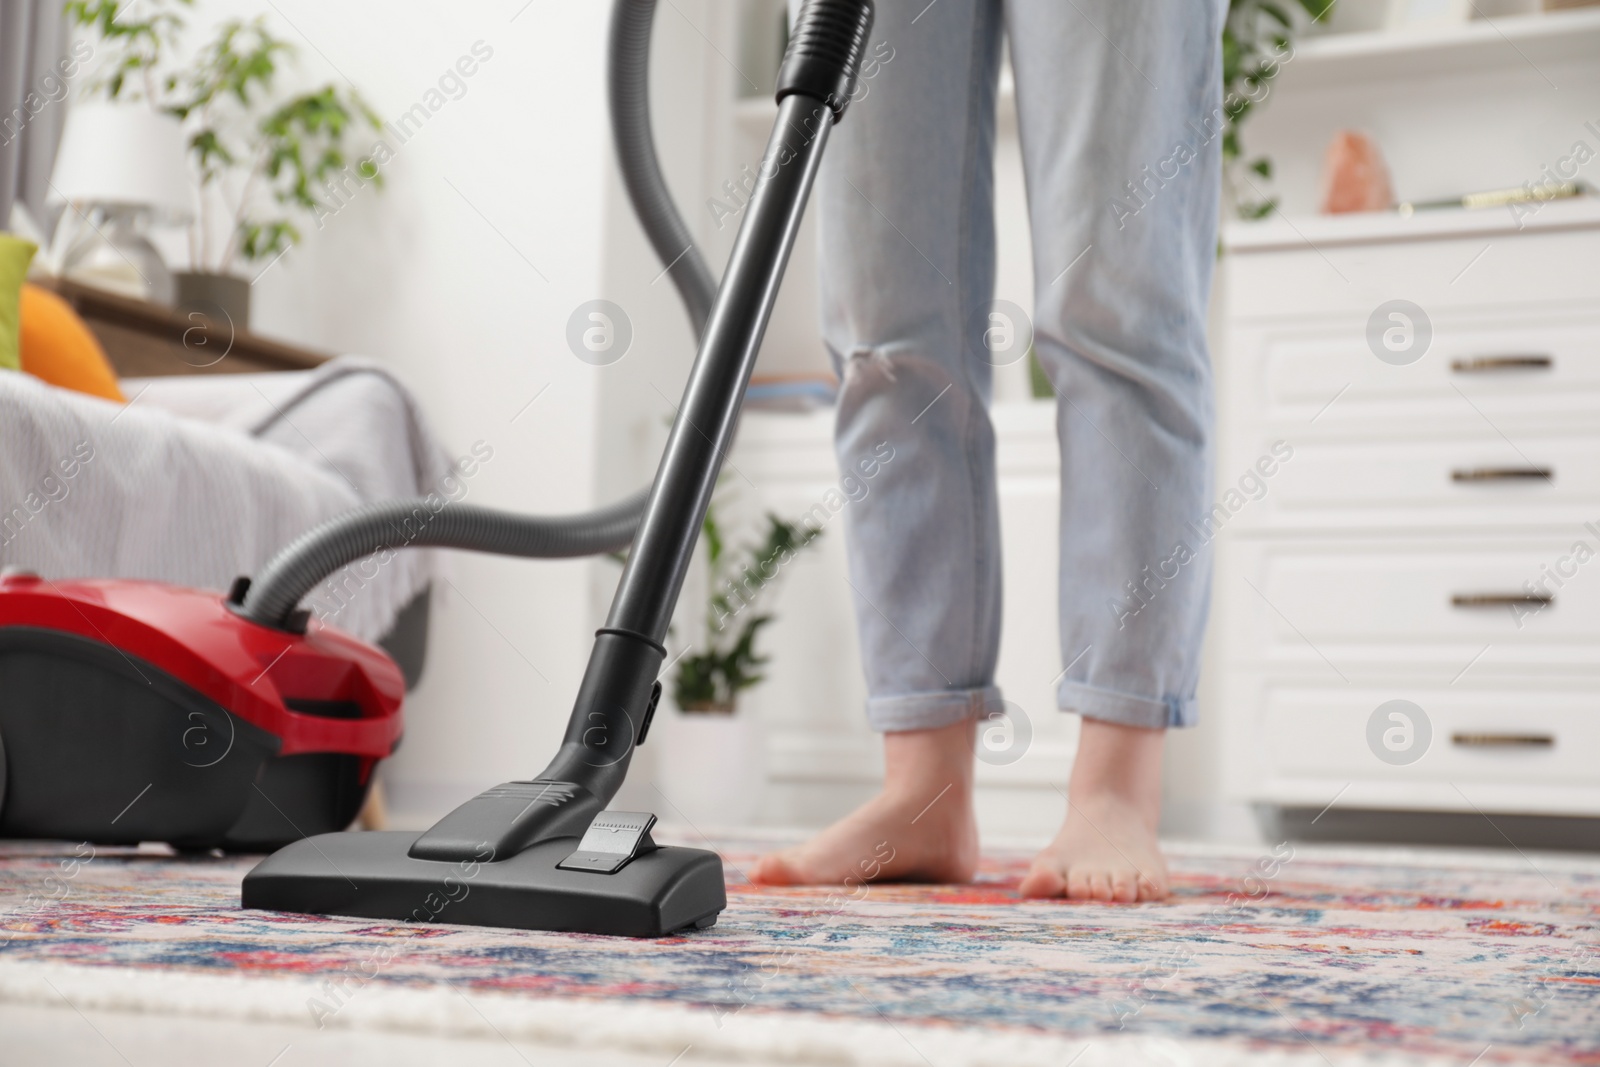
49, 101, 193, 305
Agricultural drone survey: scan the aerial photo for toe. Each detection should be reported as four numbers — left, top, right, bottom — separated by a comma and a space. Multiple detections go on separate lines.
1065, 866, 1095, 900
1087, 871, 1114, 902
1110, 870, 1139, 903
1136, 874, 1168, 901
1019, 863, 1066, 899
749, 852, 802, 886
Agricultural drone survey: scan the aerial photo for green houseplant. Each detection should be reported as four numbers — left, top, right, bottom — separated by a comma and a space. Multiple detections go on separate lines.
651, 499, 822, 828
1222, 0, 1337, 219
66, 0, 386, 323
673, 503, 822, 714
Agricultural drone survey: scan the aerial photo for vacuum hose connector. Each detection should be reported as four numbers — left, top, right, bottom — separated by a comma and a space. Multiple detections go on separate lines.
775, 0, 875, 122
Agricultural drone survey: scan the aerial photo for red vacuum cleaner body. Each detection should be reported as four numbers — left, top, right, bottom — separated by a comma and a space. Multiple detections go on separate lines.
0, 571, 402, 850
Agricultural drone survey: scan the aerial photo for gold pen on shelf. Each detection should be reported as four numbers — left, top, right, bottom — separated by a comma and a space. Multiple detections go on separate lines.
1397, 180, 1593, 215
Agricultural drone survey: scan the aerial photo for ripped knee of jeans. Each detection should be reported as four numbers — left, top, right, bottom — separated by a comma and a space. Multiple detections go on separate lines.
841, 344, 899, 387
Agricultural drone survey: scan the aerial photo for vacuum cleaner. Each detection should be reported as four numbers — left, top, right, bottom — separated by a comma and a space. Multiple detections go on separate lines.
0, 0, 873, 938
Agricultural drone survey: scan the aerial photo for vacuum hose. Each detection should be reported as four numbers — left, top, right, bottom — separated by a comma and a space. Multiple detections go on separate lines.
608, 0, 718, 337
239, 0, 717, 631
238, 493, 647, 631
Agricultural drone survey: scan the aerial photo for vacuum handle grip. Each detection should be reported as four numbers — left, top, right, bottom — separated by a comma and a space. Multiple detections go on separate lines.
776, 0, 876, 121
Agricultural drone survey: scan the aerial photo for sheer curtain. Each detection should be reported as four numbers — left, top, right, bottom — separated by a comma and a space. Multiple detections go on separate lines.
0, 0, 70, 230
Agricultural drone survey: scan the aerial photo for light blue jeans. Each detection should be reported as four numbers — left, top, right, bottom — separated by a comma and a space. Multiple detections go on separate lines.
816, 0, 1224, 733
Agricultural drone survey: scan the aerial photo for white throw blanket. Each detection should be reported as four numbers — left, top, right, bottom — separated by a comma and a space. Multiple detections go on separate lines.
0, 357, 452, 641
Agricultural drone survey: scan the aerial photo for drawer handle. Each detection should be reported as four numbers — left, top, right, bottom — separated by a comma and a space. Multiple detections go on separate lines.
1451, 467, 1552, 483
1451, 593, 1553, 608
1452, 732, 1554, 747
1451, 355, 1553, 373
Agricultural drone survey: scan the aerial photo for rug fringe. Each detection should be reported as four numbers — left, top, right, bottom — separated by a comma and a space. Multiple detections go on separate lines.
0, 959, 1484, 1067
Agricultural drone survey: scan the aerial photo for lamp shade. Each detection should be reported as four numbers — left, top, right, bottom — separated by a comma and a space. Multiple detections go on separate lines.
49, 102, 193, 225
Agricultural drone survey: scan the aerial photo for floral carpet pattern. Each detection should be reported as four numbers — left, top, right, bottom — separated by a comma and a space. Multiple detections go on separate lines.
1, 836, 1597, 1065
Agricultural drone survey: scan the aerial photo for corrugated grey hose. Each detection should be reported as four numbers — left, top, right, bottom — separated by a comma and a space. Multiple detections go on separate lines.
239, 493, 650, 630
238, 0, 717, 631
609, 0, 718, 334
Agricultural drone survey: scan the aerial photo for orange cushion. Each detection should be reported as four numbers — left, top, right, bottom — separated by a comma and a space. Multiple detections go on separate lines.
18, 284, 125, 402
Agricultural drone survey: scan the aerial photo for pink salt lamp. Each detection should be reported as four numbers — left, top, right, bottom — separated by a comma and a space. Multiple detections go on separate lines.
1319, 129, 1395, 214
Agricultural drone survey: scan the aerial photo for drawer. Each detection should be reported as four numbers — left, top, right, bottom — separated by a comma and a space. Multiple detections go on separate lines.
1224, 206, 1600, 321
1225, 537, 1600, 669
1242, 316, 1600, 429
1254, 679, 1600, 789
1226, 432, 1600, 531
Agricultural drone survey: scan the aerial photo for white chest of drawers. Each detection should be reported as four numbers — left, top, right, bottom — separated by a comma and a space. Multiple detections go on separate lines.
1214, 199, 1600, 819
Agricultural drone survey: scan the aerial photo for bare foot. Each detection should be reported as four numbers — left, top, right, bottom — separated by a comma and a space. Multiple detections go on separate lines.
1020, 718, 1170, 903
751, 718, 979, 886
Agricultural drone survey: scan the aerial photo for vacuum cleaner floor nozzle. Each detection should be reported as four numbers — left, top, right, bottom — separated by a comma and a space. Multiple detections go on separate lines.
242, 830, 725, 938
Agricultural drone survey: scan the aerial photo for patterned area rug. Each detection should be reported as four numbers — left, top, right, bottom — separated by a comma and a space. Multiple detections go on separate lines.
1, 835, 1597, 1066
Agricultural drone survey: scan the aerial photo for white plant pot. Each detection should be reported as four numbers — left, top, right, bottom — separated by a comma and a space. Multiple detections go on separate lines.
651, 703, 766, 831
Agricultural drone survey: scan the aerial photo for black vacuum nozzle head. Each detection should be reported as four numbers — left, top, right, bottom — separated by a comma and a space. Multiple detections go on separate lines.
775, 0, 876, 122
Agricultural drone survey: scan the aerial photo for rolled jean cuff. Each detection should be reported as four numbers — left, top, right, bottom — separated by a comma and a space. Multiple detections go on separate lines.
1057, 680, 1196, 730
866, 686, 1003, 733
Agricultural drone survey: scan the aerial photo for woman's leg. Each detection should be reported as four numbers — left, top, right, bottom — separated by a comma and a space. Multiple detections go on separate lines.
1005, 0, 1225, 901
752, 0, 1004, 886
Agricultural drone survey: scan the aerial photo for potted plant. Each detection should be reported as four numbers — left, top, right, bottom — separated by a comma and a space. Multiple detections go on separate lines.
653, 502, 821, 827
66, 0, 386, 326
1222, 0, 1337, 218
672, 507, 822, 712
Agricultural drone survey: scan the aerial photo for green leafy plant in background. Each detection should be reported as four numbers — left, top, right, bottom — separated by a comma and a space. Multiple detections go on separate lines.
66, 0, 384, 272
64, 0, 185, 102
673, 504, 822, 713
1222, 0, 1336, 219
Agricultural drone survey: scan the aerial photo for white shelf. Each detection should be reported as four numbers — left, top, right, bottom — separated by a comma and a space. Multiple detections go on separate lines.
1223, 194, 1600, 253
1285, 8, 1600, 86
